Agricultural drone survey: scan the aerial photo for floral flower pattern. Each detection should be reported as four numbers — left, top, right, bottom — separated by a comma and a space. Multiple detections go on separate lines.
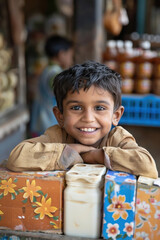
107, 195, 132, 220
123, 222, 134, 237
136, 200, 151, 215
34, 196, 57, 220
135, 231, 149, 240
154, 209, 160, 219
115, 172, 129, 177
22, 179, 41, 202
0, 204, 4, 216
106, 223, 120, 240
0, 178, 16, 196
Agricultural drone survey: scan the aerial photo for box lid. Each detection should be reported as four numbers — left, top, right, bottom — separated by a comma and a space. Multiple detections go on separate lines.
105, 170, 136, 184
0, 167, 65, 180
138, 176, 160, 187
65, 163, 106, 185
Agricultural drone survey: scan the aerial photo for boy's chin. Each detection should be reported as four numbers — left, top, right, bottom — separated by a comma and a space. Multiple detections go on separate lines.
78, 140, 100, 148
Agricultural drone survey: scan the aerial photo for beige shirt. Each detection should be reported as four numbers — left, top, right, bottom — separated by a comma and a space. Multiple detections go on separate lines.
7, 125, 158, 178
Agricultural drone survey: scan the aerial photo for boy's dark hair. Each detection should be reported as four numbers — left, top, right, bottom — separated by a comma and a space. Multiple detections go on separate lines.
45, 35, 72, 58
53, 61, 122, 113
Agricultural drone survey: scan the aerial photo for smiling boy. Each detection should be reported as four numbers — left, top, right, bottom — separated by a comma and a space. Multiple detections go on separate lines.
7, 61, 158, 178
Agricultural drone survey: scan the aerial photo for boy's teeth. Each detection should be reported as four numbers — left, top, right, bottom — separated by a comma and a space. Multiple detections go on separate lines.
80, 128, 96, 132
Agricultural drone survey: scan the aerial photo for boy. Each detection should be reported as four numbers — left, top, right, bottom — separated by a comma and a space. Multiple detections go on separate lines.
7, 61, 158, 178
30, 35, 73, 135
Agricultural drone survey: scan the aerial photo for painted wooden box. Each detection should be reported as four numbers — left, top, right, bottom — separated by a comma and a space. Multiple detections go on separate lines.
0, 168, 65, 233
102, 170, 137, 240
134, 176, 160, 240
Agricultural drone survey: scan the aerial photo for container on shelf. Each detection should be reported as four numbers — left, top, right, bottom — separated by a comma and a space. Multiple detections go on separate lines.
121, 78, 134, 94
134, 176, 160, 240
0, 168, 65, 233
135, 41, 153, 79
103, 40, 117, 71
117, 40, 135, 79
102, 170, 137, 240
120, 94, 160, 127
64, 163, 106, 239
152, 78, 160, 95
152, 55, 160, 78
134, 78, 152, 94
116, 40, 124, 53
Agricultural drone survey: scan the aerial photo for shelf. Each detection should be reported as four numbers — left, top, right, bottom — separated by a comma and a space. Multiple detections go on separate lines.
0, 105, 29, 140
0, 229, 101, 240
120, 94, 160, 127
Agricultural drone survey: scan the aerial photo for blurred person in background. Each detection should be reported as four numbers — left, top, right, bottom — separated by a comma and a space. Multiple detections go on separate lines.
30, 35, 73, 136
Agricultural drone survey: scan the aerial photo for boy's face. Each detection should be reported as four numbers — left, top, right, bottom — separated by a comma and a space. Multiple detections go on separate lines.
54, 85, 124, 147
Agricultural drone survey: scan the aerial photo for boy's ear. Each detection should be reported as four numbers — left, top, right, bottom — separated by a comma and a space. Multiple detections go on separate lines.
53, 106, 64, 127
112, 106, 124, 126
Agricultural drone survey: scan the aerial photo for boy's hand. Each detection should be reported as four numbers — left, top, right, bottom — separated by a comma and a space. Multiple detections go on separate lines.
80, 149, 104, 165
68, 144, 95, 154
67, 144, 111, 169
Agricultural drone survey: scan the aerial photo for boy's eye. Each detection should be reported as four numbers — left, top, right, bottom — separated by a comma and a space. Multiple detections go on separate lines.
95, 106, 106, 111
71, 105, 82, 110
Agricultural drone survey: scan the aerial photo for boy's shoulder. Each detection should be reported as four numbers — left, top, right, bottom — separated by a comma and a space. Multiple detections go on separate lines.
110, 126, 130, 135
108, 126, 135, 142
44, 124, 63, 142
100, 126, 135, 147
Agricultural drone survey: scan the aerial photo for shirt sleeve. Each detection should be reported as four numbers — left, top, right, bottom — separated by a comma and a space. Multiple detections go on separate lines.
103, 127, 158, 179
59, 145, 84, 169
6, 134, 66, 171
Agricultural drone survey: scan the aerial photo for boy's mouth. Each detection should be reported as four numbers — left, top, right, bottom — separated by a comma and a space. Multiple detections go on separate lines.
79, 127, 97, 132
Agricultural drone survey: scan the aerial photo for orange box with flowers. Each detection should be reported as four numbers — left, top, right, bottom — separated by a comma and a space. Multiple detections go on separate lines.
134, 176, 160, 240
0, 168, 65, 233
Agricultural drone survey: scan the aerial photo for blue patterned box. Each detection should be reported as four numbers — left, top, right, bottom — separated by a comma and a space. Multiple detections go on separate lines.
102, 170, 137, 240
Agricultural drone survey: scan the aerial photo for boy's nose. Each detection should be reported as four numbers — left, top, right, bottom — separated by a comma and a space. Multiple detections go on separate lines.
81, 109, 95, 122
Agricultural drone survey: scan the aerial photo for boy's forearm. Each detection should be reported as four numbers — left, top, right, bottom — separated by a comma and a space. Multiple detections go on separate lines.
7, 141, 65, 172
103, 146, 158, 178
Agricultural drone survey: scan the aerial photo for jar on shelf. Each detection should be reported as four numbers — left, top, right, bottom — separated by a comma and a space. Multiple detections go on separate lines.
117, 40, 135, 79
135, 41, 153, 79
134, 78, 152, 94
121, 77, 134, 94
152, 55, 160, 78
116, 40, 124, 54
64, 163, 106, 239
152, 78, 160, 95
103, 40, 117, 71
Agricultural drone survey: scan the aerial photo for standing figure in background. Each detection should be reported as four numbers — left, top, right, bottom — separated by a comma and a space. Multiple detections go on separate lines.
30, 35, 73, 136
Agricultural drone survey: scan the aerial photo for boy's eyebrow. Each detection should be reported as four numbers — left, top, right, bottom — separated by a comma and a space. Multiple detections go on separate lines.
96, 100, 111, 105
65, 100, 80, 105
65, 100, 111, 105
